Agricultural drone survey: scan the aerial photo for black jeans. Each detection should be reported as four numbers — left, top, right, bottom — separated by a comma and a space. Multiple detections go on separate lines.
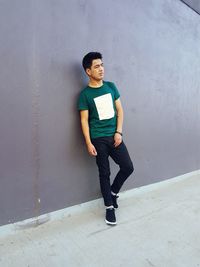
92, 136, 134, 207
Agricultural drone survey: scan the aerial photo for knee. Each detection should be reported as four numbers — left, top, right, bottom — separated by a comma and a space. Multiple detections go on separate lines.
128, 162, 134, 175
122, 161, 134, 175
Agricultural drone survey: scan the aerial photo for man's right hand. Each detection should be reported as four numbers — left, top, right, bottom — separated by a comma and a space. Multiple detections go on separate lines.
87, 143, 97, 156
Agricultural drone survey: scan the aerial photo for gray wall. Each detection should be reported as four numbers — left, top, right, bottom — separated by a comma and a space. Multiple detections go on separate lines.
0, 0, 200, 226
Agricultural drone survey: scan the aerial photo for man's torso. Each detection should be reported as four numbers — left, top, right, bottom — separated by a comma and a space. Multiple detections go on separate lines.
78, 81, 120, 139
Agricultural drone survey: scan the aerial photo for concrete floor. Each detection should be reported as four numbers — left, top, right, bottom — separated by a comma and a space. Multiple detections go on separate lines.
0, 172, 200, 267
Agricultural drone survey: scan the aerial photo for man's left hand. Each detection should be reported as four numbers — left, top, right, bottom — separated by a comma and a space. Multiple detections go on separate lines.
114, 133, 122, 147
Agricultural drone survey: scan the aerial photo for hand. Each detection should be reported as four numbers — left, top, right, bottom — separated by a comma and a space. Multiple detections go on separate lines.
114, 133, 122, 147
87, 143, 97, 156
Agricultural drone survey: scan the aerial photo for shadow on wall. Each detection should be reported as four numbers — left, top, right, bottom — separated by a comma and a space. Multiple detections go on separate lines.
73, 62, 88, 91
66, 61, 89, 158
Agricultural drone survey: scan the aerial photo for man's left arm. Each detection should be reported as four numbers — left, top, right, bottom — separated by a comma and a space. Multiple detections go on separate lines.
114, 98, 123, 147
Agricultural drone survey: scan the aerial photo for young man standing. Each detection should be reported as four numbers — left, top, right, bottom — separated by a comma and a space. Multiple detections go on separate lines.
78, 52, 134, 225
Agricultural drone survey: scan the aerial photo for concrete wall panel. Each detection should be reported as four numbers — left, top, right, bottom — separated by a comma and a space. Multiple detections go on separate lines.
0, 0, 200, 226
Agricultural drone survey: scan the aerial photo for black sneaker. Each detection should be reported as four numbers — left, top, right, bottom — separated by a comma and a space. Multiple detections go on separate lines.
105, 208, 117, 225
112, 194, 119, 209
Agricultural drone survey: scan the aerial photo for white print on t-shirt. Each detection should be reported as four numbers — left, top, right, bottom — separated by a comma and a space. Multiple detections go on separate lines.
94, 93, 115, 120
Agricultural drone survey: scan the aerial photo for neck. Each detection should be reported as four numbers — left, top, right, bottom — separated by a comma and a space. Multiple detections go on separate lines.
88, 79, 103, 88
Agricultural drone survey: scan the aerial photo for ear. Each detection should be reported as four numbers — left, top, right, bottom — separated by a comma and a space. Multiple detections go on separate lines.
86, 68, 91, 76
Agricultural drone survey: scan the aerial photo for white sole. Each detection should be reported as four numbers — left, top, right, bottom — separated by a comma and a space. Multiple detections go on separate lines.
105, 219, 117, 225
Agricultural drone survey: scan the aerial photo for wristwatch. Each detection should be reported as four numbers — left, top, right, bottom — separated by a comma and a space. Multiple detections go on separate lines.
115, 131, 123, 136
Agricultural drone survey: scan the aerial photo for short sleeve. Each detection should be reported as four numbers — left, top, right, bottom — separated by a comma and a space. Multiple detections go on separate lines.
107, 82, 120, 100
77, 91, 89, 110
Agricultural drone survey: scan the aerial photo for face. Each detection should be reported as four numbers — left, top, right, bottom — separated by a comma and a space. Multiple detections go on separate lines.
86, 59, 104, 81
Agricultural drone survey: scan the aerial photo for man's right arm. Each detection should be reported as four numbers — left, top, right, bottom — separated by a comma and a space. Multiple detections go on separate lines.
80, 110, 97, 156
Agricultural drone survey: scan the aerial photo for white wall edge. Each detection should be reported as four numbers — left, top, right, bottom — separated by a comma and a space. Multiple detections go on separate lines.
0, 169, 199, 237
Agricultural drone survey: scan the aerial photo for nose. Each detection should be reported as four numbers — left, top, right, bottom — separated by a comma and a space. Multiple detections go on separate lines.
100, 65, 104, 71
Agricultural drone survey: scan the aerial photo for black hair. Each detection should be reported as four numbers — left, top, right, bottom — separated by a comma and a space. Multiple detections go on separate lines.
82, 52, 102, 71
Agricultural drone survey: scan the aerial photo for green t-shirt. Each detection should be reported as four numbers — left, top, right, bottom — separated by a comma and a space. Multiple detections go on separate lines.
78, 81, 120, 139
